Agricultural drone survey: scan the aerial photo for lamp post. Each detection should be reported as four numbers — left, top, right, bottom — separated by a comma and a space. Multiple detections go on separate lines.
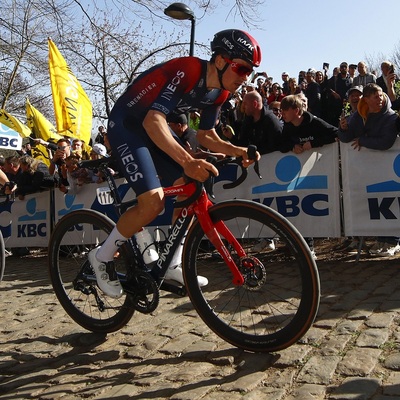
164, 2, 196, 56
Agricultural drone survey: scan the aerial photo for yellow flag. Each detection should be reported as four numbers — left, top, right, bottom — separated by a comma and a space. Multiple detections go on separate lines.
48, 38, 92, 145
0, 109, 31, 138
26, 99, 62, 166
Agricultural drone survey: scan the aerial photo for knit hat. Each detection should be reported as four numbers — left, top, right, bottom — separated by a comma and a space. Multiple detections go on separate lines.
167, 113, 188, 124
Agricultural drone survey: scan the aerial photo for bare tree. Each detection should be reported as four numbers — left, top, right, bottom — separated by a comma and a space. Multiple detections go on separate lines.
0, 0, 264, 129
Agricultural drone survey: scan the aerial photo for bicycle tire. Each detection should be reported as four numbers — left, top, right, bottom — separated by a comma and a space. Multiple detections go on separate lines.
183, 199, 320, 353
0, 230, 5, 282
48, 209, 135, 333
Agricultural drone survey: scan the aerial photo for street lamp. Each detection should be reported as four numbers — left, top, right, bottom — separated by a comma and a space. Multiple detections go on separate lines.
164, 2, 196, 56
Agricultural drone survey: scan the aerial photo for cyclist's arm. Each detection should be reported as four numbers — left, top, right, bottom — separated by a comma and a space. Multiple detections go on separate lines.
143, 110, 218, 180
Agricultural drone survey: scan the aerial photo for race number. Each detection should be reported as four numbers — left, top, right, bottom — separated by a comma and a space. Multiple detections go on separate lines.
96, 187, 114, 205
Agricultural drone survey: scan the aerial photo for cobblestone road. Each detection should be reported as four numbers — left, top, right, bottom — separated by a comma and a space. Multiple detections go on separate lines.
1, 245, 400, 399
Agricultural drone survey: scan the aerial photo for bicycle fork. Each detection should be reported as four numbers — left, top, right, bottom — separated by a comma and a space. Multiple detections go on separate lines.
194, 193, 246, 286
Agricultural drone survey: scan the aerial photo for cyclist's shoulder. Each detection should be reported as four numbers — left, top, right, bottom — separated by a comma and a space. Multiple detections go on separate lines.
163, 56, 206, 78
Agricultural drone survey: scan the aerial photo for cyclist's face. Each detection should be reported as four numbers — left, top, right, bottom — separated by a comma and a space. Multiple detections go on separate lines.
222, 58, 253, 93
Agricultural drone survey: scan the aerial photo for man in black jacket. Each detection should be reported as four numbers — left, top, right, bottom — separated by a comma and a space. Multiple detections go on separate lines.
279, 94, 338, 153
237, 90, 282, 154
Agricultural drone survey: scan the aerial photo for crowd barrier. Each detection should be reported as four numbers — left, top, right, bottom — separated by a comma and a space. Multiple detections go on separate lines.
1, 138, 400, 248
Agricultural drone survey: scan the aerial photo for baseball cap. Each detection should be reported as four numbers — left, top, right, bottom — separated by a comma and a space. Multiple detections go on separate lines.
282, 72, 289, 76
347, 85, 363, 97
340, 62, 348, 67
166, 113, 188, 125
92, 143, 109, 157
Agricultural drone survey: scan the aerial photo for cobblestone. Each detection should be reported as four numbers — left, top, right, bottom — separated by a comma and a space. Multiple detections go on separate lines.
1, 249, 400, 399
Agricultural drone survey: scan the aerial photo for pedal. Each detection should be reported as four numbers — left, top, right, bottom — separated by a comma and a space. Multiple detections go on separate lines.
160, 281, 187, 297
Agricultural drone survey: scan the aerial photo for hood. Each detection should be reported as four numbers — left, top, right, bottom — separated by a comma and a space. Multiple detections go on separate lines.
357, 92, 392, 121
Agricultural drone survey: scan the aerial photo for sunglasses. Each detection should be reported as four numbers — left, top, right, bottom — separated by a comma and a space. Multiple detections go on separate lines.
223, 58, 253, 77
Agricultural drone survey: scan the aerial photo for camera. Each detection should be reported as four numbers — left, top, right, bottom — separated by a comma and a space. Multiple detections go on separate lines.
323, 62, 329, 71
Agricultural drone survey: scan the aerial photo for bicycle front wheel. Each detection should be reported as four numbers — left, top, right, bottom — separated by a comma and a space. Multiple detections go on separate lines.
48, 209, 135, 333
183, 200, 320, 353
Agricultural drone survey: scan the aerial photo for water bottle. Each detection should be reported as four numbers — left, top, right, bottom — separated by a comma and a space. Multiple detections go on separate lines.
135, 228, 159, 266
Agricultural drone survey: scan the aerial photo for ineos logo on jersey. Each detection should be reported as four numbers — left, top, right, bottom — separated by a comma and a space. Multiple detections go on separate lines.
161, 71, 185, 102
117, 144, 144, 183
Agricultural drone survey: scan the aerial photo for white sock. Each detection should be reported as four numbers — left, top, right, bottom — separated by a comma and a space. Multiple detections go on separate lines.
96, 227, 128, 262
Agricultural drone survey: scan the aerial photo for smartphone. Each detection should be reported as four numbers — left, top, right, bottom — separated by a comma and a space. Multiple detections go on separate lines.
323, 62, 329, 70
389, 64, 395, 74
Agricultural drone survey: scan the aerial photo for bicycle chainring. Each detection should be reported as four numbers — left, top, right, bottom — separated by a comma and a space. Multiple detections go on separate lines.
127, 270, 159, 314
239, 256, 267, 291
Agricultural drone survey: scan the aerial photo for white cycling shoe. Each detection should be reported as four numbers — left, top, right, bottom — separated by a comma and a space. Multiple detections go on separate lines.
165, 264, 208, 287
88, 248, 123, 299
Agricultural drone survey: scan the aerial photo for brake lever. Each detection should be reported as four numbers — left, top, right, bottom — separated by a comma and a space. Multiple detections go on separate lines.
204, 156, 218, 199
247, 145, 262, 179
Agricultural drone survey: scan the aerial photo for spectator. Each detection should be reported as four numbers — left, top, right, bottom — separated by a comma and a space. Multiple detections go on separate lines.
288, 77, 301, 95
352, 61, 376, 88
58, 154, 93, 195
376, 61, 395, 94
188, 111, 200, 130
95, 126, 106, 145
16, 155, 54, 200
267, 83, 285, 104
90, 143, 110, 160
316, 70, 328, 92
345, 85, 363, 115
49, 138, 71, 177
281, 72, 290, 95
279, 94, 337, 153
167, 113, 200, 152
338, 83, 398, 151
279, 94, 338, 259
72, 138, 90, 160
322, 62, 352, 126
338, 83, 400, 257
305, 68, 322, 117
3, 155, 23, 186
348, 63, 358, 79
269, 101, 283, 123
238, 90, 282, 154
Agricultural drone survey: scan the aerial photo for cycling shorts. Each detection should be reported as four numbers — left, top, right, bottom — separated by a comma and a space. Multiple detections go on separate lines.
107, 114, 183, 196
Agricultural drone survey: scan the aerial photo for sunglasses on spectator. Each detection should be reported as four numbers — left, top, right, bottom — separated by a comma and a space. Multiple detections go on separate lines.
223, 58, 253, 77
58, 145, 69, 150
272, 108, 281, 113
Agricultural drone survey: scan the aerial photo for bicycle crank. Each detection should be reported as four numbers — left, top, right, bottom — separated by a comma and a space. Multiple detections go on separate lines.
126, 270, 159, 314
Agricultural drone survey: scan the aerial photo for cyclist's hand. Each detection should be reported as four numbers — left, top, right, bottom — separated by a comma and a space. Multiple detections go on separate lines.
183, 158, 219, 182
234, 147, 260, 168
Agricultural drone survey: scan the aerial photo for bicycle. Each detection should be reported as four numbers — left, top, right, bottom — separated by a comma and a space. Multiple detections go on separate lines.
48, 147, 320, 353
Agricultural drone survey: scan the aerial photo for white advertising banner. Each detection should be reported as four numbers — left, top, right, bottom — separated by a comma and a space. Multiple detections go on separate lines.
341, 139, 400, 236
0, 190, 51, 247
213, 142, 341, 238
0, 142, 342, 247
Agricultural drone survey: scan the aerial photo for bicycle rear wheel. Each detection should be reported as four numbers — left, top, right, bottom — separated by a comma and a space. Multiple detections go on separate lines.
183, 200, 320, 353
48, 209, 135, 333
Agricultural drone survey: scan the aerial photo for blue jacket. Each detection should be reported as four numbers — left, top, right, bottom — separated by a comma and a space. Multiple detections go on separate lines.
338, 94, 398, 150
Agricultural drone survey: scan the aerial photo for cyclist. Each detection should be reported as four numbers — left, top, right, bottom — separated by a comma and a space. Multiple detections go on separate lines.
89, 29, 262, 298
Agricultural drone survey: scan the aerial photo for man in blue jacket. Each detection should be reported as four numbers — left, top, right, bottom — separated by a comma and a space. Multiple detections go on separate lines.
338, 83, 398, 151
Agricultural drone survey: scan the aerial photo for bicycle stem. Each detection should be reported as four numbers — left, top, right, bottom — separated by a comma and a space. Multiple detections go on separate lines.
194, 191, 245, 286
